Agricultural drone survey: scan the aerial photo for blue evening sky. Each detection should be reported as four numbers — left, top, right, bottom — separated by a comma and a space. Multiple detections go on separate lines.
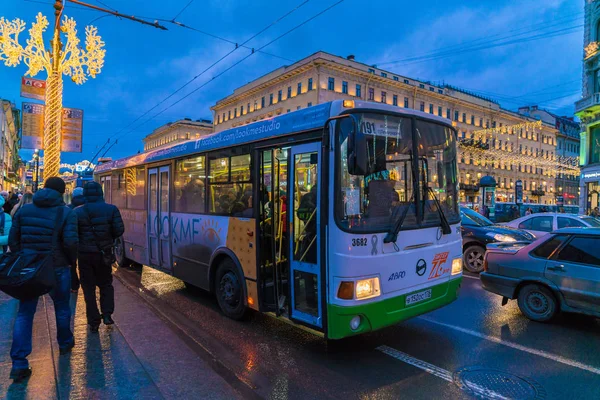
0, 0, 583, 164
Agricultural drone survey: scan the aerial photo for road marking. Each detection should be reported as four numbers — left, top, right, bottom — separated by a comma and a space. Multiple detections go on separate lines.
419, 317, 600, 376
462, 274, 480, 280
377, 345, 509, 400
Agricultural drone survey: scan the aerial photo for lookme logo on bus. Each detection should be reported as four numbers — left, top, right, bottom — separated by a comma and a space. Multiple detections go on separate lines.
428, 252, 450, 280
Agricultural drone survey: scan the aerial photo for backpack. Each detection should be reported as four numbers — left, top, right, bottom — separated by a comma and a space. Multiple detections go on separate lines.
0, 207, 65, 300
0, 212, 7, 253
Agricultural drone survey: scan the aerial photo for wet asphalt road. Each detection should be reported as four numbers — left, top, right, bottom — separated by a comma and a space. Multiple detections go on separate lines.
115, 268, 600, 400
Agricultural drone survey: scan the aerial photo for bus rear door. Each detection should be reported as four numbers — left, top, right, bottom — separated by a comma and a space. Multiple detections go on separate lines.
148, 166, 173, 272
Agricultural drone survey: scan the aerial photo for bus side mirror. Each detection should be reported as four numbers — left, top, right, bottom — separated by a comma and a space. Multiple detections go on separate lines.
347, 122, 367, 176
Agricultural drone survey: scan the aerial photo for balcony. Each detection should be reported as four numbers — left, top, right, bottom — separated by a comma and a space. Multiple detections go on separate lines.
575, 93, 600, 114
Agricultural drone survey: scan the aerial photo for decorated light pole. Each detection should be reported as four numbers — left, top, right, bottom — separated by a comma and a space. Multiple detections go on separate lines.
0, 0, 105, 179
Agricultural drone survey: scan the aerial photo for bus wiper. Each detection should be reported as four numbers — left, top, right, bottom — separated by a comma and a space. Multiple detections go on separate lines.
383, 192, 414, 244
426, 186, 452, 235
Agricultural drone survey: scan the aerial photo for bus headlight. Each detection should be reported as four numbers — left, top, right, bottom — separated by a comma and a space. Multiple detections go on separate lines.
451, 258, 462, 275
355, 277, 381, 300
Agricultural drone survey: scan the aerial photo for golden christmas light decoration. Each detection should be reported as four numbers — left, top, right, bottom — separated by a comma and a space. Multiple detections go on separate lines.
0, 10, 105, 179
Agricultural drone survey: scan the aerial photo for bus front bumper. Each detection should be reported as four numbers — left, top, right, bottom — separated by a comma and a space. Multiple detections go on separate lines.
326, 277, 462, 340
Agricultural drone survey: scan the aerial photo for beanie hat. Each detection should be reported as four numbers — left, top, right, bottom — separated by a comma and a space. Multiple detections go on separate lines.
44, 177, 66, 194
73, 187, 84, 197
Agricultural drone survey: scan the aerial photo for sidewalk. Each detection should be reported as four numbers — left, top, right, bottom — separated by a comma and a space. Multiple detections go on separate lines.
0, 277, 243, 399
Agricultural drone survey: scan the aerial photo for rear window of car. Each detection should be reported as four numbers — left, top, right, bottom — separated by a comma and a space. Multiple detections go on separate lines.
581, 217, 600, 227
556, 236, 600, 266
558, 217, 586, 229
531, 235, 567, 259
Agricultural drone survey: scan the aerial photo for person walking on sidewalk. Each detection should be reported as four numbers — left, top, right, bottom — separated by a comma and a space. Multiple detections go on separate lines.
68, 187, 85, 293
0, 195, 12, 254
8, 177, 79, 382
10, 192, 33, 218
75, 181, 124, 332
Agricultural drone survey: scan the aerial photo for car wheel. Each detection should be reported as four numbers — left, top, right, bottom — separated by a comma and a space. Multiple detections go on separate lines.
463, 245, 485, 273
517, 284, 558, 322
215, 259, 247, 320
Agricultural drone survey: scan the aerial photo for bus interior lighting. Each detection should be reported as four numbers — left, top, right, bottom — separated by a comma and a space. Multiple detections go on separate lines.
452, 258, 463, 275
355, 277, 381, 300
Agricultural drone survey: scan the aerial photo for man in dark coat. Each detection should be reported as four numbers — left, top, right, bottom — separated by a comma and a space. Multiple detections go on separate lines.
75, 181, 124, 331
8, 177, 79, 382
68, 187, 85, 292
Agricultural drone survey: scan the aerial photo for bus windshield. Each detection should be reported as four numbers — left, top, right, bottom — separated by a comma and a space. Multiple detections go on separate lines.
336, 112, 459, 232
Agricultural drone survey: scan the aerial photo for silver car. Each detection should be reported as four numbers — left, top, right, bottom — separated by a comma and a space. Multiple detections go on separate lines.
504, 213, 600, 239
480, 228, 600, 322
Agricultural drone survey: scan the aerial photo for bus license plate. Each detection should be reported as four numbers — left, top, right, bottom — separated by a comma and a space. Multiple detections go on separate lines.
405, 289, 432, 306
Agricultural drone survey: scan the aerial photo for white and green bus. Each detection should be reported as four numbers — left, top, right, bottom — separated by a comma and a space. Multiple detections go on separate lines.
95, 99, 463, 339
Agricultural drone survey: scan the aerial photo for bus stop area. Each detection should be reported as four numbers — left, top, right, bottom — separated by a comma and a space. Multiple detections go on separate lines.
0, 276, 242, 400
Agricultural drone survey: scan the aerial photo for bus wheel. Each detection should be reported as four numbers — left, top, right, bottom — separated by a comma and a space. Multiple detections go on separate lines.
463, 245, 485, 273
114, 237, 132, 269
215, 259, 247, 320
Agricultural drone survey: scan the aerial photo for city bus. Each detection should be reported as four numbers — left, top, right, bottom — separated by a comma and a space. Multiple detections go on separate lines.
94, 100, 463, 339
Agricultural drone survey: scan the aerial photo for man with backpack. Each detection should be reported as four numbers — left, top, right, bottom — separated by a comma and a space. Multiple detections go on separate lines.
68, 187, 85, 293
8, 177, 79, 382
75, 181, 124, 332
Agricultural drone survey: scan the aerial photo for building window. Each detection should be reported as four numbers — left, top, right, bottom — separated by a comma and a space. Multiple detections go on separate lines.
308, 78, 313, 91
269, 94, 273, 105
404, 79, 410, 84
368, 68, 375, 74
307, 102, 312, 107
393, 95, 398, 106
328, 77, 335, 90
287, 86, 292, 98
381, 91, 387, 103
247, 103, 250, 113
462, 113, 466, 123
420, 102, 425, 112
447, 108, 451, 119
429, 87, 434, 92
486, 120, 490, 128
454, 111, 459, 121
419, 84, 425, 89
261, 97, 265, 108
278, 90, 282, 102
429, 104, 434, 114
254, 100, 257, 111
438, 89, 443, 94
368, 88, 374, 101
404, 97, 409, 108
342, 81, 348, 94
381, 72, 387, 78
470, 115, 475, 125
438, 106, 442, 116
218, 114, 221, 124
492, 121, 497, 128
297, 106, 301, 110
234, 108, 238, 117
287, 109, 291, 113
393, 76, 399, 81
240, 105, 244, 115
479, 118, 483, 127
297, 82, 302, 95
356, 84, 361, 98
222, 112, 225, 122
228, 110, 231, 119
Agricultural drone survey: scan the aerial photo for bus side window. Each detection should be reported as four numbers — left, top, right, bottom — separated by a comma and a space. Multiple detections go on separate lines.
174, 155, 206, 214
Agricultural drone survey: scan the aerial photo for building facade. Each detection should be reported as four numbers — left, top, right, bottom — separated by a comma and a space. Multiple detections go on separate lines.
518, 106, 581, 206
575, 0, 600, 213
143, 119, 213, 152
0, 99, 21, 191
212, 52, 562, 205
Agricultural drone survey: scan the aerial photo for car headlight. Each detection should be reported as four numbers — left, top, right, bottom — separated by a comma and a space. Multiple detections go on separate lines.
451, 258, 462, 275
355, 277, 381, 300
487, 233, 516, 242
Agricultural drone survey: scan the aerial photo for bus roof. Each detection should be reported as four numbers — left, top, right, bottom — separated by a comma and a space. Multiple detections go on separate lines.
95, 100, 454, 174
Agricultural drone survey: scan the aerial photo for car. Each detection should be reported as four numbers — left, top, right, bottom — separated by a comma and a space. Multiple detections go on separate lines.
460, 206, 534, 273
504, 212, 600, 239
480, 228, 600, 322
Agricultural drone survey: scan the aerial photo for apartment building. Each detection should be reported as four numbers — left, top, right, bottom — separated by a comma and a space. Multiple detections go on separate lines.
212, 51, 561, 205
0, 99, 21, 191
143, 118, 213, 152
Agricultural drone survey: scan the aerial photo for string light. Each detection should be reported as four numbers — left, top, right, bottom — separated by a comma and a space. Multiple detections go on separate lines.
0, 12, 105, 178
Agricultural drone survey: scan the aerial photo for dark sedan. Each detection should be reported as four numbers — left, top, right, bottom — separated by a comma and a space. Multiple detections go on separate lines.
461, 207, 534, 273
481, 228, 600, 322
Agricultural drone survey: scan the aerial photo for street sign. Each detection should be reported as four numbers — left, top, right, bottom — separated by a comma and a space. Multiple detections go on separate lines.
515, 180, 523, 205
20, 77, 46, 101
61, 108, 83, 153
26, 171, 33, 179
21, 102, 45, 149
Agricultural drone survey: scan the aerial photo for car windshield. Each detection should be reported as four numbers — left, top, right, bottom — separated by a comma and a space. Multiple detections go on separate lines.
581, 216, 600, 227
461, 207, 493, 227
336, 113, 459, 232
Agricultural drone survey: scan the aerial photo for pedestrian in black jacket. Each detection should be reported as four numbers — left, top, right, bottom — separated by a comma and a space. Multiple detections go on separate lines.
68, 187, 85, 292
8, 177, 79, 382
75, 181, 124, 331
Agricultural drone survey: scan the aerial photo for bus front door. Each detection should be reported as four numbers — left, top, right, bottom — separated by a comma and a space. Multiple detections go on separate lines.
289, 143, 322, 329
148, 166, 173, 272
